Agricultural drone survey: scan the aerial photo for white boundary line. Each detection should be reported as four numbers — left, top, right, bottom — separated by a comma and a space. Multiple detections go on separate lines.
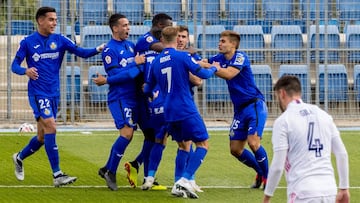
0, 185, 359, 189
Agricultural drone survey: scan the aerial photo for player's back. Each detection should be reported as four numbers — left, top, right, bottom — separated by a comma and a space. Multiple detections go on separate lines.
275, 100, 338, 198
151, 48, 198, 122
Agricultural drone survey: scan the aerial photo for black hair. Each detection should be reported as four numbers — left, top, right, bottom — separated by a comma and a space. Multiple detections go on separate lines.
108, 13, 127, 31
152, 13, 172, 27
36, 7, 56, 21
274, 75, 302, 95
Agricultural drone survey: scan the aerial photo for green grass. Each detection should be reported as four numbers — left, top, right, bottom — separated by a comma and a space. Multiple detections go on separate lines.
0, 130, 358, 202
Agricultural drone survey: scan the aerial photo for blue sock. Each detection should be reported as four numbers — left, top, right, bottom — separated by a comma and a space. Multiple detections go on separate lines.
108, 136, 130, 174
254, 146, 269, 178
44, 133, 60, 174
148, 143, 165, 177
135, 139, 153, 167
237, 148, 263, 176
188, 146, 195, 180
142, 140, 154, 177
19, 135, 43, 160
175, 149, 189, 182
183, 147, 207, 180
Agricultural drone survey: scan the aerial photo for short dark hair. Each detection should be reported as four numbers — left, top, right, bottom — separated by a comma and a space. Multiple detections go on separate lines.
108, 13, 127, 31
178, 25, 189, 35
274, 75, 302, 96
36, 7, 56, 21
152, 13, 172, 27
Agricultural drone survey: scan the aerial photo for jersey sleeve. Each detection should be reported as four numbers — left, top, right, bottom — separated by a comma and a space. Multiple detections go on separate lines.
102, 47, 140, 85
62, 35, 98, 58
11, 38, 28, 75
184, 53, 217, 79
228, 52, 249, 71
272, 116, 290, 152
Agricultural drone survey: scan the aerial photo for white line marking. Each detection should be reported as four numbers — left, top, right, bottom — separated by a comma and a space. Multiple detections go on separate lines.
0, 185, 359, 189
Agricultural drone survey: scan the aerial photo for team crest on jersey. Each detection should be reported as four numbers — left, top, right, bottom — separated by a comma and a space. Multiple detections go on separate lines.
105, 55, 112, 64
50, 42, 57, 50
234, 54, 245, 65
44, 108, 51, 116
146, 36, 154, 43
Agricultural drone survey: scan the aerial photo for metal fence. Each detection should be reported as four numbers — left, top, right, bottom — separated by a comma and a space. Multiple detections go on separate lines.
1, 0, 360, 125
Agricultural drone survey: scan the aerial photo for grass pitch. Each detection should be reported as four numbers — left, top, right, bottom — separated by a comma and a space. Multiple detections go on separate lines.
0, 130, 358, 202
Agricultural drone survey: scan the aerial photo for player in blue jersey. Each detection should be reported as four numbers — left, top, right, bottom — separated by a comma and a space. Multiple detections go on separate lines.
141, 25, 205, 191
208, 30, 269, 189
145, 26, 220, 199
11, 6, 104, 187
92, 13, 146, 191
172, 25, 203, 193
124, 13, 172, 190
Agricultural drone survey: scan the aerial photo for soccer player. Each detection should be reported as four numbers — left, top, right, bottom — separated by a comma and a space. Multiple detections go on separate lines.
145, 26, 220, 199
208, 30, 269, 189
173, 25, 203, 193
94, 13, 145, 191
124, 13, 172, 190
11, 6, 104, 187
263, 75, 350, 203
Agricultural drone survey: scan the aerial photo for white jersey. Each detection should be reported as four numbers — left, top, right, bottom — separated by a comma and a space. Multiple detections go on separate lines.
272, 99, 338, 199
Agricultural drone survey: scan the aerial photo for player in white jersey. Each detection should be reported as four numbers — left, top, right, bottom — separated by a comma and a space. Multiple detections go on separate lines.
263, 75, 350, 203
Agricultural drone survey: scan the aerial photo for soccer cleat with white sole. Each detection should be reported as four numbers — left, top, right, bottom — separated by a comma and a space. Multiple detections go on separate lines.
174, 178, 199, 199
141, 176, 154, 190
12, 153, 24, 181
189, 180, 203, 192
171, 184, 187, 198
53, 173, 77, 187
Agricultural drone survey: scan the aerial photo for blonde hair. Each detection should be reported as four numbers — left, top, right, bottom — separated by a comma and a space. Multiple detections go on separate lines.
220, 30, 240, 49
161, 26, 179, 43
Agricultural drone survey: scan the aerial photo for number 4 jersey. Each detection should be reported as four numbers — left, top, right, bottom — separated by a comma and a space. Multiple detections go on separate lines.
272, 99, 339, 199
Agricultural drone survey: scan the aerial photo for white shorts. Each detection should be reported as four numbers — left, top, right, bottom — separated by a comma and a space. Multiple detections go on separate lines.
288, 194, 336, 203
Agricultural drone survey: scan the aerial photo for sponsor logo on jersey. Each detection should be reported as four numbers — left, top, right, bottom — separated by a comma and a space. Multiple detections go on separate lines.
191, 57, 198, 64
160, 55, 171, 63
129, 46, 134, 53
32, 52, 60, 61
120, 58, 127, 67
33, 45, 40, 49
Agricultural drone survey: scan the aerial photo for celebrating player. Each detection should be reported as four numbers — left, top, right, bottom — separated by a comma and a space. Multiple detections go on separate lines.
94, 13, 145, 191
208, 30, 269, 189
11, 6, 105, 187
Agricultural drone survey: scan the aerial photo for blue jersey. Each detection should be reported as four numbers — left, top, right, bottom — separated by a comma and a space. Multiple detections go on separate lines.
135, 32, 164, 111
146, 47, 217, 122
102, 38, 139, 102
11, 32, 98, 97
209, 51, 265, 108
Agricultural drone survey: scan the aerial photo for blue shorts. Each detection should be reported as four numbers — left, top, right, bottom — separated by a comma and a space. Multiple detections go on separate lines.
150, 106, 167, 140
136, 97, 152, 130
29, 95, 59, 120
108, 99, 137, 130
229, 99, 268, 141
168, 114, 209, 143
